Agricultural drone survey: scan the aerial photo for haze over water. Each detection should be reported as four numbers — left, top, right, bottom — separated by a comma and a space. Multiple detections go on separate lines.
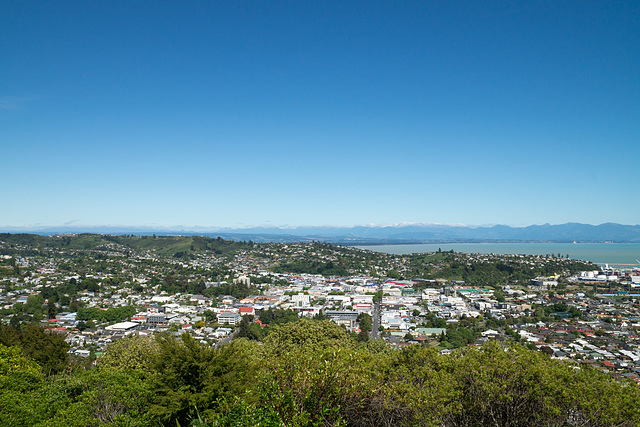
359, 243, 640, 268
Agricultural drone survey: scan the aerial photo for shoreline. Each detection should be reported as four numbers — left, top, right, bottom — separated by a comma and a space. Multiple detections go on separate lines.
356, 242, 640, 269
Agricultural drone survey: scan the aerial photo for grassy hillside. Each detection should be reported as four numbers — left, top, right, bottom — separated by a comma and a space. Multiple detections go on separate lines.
0, 233, 252, 257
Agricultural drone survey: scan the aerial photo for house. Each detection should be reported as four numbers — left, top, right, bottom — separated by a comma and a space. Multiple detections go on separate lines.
15, 295, 30, 304
57, 312, 77, 323
238, 306, 255, 316
415, 328, 447, 337
218, 295, 237, 306
147, 313, 178, 326
189, 295, 209, 305
212, 327, 232, 338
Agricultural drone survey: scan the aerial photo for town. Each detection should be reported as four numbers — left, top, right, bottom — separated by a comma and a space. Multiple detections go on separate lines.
2, 233, 640, 384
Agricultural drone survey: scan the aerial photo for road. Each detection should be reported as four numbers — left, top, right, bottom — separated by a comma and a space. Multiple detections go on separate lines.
214, 329, 237, 348
214, 314, 260, 348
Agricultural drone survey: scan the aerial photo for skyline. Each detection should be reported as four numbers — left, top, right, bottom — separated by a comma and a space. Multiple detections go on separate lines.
2, 1, 639, 229
3, 221, 640, 239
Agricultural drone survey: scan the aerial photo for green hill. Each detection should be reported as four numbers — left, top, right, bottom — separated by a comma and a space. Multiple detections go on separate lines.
0, 233, 252, 257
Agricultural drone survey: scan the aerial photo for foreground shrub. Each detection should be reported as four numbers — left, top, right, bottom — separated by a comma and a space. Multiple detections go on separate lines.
254, 322, 640, 427
3, 322, 639, 426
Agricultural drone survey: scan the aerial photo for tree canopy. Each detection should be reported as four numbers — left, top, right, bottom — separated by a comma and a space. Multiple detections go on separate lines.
1, 317, 639, 426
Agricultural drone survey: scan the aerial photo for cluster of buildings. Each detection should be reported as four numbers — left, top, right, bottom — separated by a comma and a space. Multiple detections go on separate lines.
2, 236, 640, 384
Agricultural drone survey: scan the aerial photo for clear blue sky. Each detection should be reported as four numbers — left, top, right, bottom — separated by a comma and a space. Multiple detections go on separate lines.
2, 1, 639, 230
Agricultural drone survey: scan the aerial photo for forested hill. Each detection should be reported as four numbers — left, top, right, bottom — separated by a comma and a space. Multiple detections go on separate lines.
0, 234, 599, 286
0, 233, 253, 257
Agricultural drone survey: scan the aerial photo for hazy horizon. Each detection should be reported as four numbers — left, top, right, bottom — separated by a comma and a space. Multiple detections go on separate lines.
2, 220, 639, 233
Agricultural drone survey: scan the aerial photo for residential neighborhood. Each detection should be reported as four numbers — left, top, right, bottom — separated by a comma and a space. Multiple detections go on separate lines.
2, 234, 640, 385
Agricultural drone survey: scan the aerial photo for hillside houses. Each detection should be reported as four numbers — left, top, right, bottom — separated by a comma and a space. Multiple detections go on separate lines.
3, 235, 640, 384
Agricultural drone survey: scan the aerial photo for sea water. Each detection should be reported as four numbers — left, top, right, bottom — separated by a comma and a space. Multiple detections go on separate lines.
357, 243, 640, 268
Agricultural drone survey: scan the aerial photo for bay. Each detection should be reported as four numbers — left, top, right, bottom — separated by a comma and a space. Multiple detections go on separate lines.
357, 243, 640, 268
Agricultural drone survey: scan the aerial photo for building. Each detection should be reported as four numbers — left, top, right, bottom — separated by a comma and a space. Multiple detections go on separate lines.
238, 306, 255, 316
105, 321, 140, 332
217, 312, 242, 326
291, 293, 311, 308
147, 313, 178, 327
531, 279, 558, 287
325, 310, 358, 331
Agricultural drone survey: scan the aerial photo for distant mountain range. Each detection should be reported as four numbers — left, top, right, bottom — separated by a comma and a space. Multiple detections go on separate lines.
210, 222, 640, 244
2, 222, 640, 244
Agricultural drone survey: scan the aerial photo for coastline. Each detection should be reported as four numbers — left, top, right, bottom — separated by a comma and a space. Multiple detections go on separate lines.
356, 242, 640, 268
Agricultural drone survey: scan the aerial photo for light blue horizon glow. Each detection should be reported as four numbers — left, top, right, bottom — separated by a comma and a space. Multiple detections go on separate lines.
2, 1, 639, 229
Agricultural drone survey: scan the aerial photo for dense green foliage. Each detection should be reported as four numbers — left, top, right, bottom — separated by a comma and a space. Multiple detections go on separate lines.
236, 308, 337, 342
98, 335, 159, 373
204, 282, 253, 300
357, 313, 372, 341
259, 307, 301, 327
273, 260, 349, 276
0, 343, 43, 378
1, 321, 639, 426
441, 325, 478, 349
149, 334, 258, 424
76, 306, 136, 323
0, 324, 69, 375
1, 364, 155, 427
0, 233, 252, 258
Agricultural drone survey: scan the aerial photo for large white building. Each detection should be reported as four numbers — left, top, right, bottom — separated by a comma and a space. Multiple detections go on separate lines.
217, 311, 242, 326
290, 293, 311, 307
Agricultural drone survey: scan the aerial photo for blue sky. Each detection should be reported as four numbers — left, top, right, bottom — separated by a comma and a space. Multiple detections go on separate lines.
2, 1, 639, 230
